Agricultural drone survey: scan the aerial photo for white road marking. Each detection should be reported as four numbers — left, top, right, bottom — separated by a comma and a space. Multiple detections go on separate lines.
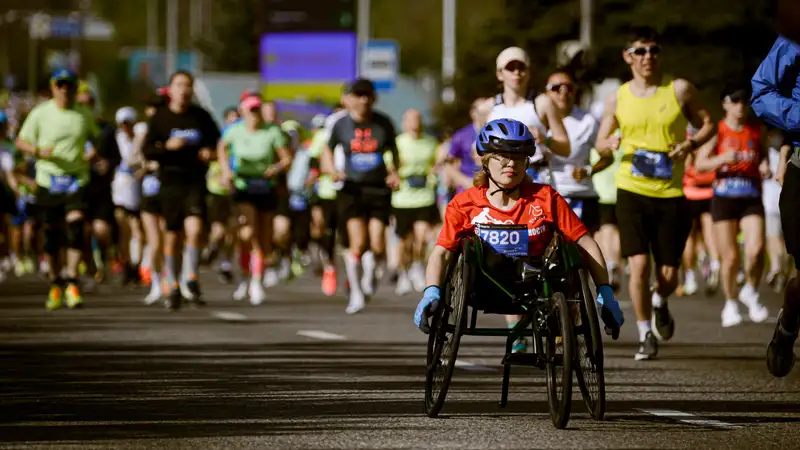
454, 360, 496, 372
636, 408, 742, 429
296, 330, 347, 341
209, 311, 248, 322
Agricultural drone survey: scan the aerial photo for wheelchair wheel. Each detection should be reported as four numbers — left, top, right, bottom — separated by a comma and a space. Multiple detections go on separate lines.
424, 250, 469, 417
545, 292, 574, 429
575, 268, 606, 421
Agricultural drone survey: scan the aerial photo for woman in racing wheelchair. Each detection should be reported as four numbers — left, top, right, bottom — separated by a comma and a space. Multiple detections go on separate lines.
414, 118, 624, 344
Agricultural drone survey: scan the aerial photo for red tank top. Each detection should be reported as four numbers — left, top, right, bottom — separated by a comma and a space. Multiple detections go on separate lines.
715, 120, 762, 180
683, 128, 715, 200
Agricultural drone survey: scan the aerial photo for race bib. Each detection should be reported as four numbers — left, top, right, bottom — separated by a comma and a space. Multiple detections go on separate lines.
566, 198, 583, 219
714, 177, 760, 198
476, 224, 528, 258
288, 193, 308, 211
245, 178, 272, 194
406, 174, 427, 188
631, 149, 673, 180
142, 175, 161, 197
49, 175, 79, 195
117, 163, 134, 176
350, 152, 382, 172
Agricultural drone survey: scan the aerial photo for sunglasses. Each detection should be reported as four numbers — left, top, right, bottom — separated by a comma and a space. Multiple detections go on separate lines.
55, 80, 76, 89
627, 45, 661, 56
546, 83, 575, 94
491, 153, 528, 166
503, 61, 528, 73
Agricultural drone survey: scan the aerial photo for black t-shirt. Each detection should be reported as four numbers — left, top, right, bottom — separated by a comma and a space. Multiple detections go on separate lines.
143, 104, 220, 185
328, 111, 397, 187
89, 118, 116, 189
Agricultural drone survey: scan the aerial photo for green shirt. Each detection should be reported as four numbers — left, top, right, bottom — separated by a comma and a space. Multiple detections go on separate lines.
308, 129, 337, 200
17, 100, 98, 189
590, 148, 623, 205
391, 132, 438, 209
223, 121, 287, 180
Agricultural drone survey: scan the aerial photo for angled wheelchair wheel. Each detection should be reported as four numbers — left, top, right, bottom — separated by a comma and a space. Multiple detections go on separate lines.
574, 268, 606, 421
424, 249, 470, 417
545, 292, 574, 429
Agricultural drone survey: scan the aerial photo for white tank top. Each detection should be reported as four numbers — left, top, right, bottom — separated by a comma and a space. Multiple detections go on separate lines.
487, 94, 547, 163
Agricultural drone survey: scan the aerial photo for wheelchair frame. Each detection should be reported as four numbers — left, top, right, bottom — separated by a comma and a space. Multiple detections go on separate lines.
423, 230, 606, 429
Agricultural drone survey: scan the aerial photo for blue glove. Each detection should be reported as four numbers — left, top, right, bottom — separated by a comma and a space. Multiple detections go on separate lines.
414, 286, 441, 334
597, 284, 624, 340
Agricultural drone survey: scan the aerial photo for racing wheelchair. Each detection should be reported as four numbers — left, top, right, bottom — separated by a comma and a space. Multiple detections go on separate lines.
423, 224, 606, 429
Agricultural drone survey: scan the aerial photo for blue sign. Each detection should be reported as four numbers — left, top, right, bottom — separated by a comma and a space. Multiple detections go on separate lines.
361, 40, 399, 92
260, 32, 357, 83
49, 17, 82, 39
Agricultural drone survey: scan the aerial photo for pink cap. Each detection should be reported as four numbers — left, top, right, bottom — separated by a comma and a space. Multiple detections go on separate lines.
240, 95, 262, 111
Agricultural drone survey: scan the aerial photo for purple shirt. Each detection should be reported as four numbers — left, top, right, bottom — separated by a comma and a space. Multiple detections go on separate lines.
448, 124, 479, 178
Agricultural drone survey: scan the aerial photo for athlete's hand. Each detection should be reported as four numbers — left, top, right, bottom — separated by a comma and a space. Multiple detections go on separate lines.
221, 170, 234, 190
94, 158, 109, 176
572, 166, 590, 181
530, 126, 545, 146
198, 148, 213, 162
760, 159, 772, 180
165, 137, 185, 151
263, 166, 278, 178
330, 171, 347, 182
146, 160, 160, 171
598, 135, 621, 156
668, 141, 693, 161
84, 148, 97, 161
414, 286, 441, 334
305, 170, 320, 188
36, 147, 54, 159
386, 172, 401, 191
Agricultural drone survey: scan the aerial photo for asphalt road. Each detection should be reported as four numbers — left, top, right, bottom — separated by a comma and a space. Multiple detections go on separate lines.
1, 271, 798, 449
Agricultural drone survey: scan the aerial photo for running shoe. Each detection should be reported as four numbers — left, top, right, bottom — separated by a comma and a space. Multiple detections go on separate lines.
634, 331, 658, 361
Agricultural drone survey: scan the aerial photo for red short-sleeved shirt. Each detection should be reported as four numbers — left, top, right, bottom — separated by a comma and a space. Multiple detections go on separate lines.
437, 181, 589, 256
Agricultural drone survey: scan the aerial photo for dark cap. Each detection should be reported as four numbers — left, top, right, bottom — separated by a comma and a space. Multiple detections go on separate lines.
350, 78, 375, 96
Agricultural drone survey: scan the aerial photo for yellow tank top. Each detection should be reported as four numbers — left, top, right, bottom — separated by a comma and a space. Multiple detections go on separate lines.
615, 79, 688, 198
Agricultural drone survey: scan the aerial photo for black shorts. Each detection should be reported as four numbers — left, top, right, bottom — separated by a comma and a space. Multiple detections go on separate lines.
233, 190, 278, 213
207, 193, 234, 224
159, 183, 207, 232
687, 198, 712, 221
711, 196, 765, 222
780, 163, 800, 269
564, 196, 600, 233
337, 182, 392, 225
598, 203, 617, 226
85, 184, 115, 223
35, 184, 88, 224
140, 194, 161, 216
616, 189, 692, 267
319, 198, 338, 233
393, 205, 440, 237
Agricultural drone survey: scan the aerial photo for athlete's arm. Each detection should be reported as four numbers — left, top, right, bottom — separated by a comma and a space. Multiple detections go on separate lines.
321, 122, 343, 180
594, 93, 620, 158
693, 136, 733, 173
424, 245, 455, 289
269, 145, 294, 177
535, 94, 570, 158
383, 115, 401, 175
552, 191, 609, 285
476, 98, 495, 126
14, 107, 40, 157
198, 108, 221, 162
778, 143, 791, 185
751, 37, 800, 132
674, 79, 714, 153
142, 111, 167, 159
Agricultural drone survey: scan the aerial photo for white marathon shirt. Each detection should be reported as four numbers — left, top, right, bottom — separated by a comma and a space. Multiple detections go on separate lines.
111, 122, 147, 211
548, 106, 599, 199
487, 94, 548, 164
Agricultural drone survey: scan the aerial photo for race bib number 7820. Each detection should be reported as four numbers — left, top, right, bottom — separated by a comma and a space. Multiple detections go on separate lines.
476, 224, 528, 258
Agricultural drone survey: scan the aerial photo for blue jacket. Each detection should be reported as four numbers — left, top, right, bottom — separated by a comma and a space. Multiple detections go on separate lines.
751, 36, 800, 146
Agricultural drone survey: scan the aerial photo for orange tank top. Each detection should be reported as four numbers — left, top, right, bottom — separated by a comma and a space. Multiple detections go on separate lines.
682, 128, 715, 200
715, 120, 762, 181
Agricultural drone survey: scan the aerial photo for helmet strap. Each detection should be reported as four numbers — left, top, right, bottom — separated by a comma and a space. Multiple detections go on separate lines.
484, 165, 521, 197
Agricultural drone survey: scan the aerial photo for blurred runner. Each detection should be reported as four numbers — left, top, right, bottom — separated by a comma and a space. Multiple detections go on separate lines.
751, 34, 800, 377
763, 127, 788, 293
695, 85, 770, 328
392, 109, 440, 295
143, 71, 219, 311
15, 69, 100, 309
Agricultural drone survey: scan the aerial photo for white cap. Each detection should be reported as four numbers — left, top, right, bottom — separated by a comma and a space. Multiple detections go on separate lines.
311, 114, 327, 129
115, 106, 137, 124
496, 47, 530, 70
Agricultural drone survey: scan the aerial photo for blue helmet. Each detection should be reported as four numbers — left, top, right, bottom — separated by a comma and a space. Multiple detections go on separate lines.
475, 118, 536, 157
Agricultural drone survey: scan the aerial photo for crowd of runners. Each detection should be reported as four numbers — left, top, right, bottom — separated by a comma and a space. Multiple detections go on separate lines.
0, 26, 798, 374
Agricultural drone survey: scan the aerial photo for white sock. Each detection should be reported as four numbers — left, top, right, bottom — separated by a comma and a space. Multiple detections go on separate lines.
710, 259, 721, 271
652, 292, 665, 308
684, 269, 696, 284
141, 244, 152, 269
150, 270, 162, 291
725, 298, 738, 309
637, 320, 651, 342
344, 253, 364, 297
362, 251, 375, 281
130, 238, 142, 266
